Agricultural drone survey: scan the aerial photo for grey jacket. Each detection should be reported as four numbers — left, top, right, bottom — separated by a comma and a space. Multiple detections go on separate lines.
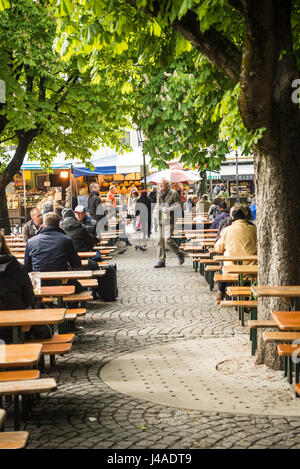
22, 220, 43, 242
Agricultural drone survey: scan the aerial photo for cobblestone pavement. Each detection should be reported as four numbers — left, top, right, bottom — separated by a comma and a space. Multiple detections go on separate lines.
23, 240, 300, 449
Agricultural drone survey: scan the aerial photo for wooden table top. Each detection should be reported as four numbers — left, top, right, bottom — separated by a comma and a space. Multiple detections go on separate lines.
39, 271, 93, 280
0, 344, 42, 368
78, 252, 98, 258
81, 260, 108, 267
214, 255, 258, 262
272, 311, 300, 331
224, 265, 258, 275
252, 286, 300, 298
0, 309, 66, 327
34, 285, 75, 297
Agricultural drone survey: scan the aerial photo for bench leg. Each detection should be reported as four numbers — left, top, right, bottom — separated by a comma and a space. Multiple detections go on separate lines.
22, 395, 29, 423
284, 356, 288, 378
288, 357, 293, 384
296, 363, 300, 384
14, 394, 20, 431
50, 354, 56, 367
251, 328, 257, 356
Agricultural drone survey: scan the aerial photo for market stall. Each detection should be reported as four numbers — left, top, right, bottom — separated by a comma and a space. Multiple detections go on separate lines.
6, 155, 73, 223
73, 149, 151, 209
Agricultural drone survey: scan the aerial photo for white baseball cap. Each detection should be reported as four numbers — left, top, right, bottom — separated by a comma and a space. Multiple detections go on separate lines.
74, 205, 86, 213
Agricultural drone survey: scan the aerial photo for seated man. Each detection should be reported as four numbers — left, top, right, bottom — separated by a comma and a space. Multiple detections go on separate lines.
74, 205, 97, 235
24, 212, 82, 272
210, 202, 229, 229
214, 206, 257, 303
60, 208, 98, 253
22, 207, 43, 242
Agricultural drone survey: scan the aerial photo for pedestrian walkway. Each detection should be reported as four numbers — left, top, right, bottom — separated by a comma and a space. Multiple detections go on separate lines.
23, 241, 300, 449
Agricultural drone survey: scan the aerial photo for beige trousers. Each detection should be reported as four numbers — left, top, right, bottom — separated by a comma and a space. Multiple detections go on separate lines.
157, 223, 181, 262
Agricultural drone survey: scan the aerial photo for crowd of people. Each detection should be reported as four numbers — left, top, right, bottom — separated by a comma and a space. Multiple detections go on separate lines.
0, 178, 258, 340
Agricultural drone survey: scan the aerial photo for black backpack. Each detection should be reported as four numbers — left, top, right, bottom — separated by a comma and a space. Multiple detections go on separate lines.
97, 264, 118, 301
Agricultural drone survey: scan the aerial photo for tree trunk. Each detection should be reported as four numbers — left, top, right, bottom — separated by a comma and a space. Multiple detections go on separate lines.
237, 0, 300, 368
0, 176, 11, 234
254, 127, 300, 369
0, 131, 38, 234
200, 170, 207, 196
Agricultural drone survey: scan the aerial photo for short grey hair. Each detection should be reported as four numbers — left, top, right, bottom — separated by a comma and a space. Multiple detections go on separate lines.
43, 212, 60, 228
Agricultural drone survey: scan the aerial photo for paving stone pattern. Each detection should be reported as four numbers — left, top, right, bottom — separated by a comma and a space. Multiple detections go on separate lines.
23, 240, 300, 449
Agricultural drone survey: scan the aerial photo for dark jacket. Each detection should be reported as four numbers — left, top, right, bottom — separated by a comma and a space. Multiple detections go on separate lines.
0, 254, 35, 310
211, 210, 230, 229
82, 214, 97, 235
135, 195, 152, 236
22, 220, 43, 242
24, 226, 82, 272
88, 191, 107, 223
60, 209, 96, 252
148, 190, 157, 209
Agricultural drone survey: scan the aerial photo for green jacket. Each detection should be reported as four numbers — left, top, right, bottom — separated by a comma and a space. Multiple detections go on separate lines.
154, 186, 183, 225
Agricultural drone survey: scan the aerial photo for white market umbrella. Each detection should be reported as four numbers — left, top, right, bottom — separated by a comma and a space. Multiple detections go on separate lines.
146, 169, 201, 183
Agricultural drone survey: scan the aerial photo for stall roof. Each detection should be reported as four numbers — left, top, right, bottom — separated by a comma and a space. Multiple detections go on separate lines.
72, 148, 151, 177
220, 163, 254, 181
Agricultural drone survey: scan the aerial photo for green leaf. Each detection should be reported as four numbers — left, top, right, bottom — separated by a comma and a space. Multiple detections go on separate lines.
0, 0, 10, 11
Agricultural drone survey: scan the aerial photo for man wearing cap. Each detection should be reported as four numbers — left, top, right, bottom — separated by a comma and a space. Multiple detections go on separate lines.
74, 205, 97, 236
153, 178, 185, 268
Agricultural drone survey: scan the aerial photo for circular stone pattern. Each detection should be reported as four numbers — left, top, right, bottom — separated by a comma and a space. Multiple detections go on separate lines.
100, 337, 300, 417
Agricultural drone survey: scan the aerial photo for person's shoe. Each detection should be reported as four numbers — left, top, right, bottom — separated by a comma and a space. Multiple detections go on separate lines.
74, 325, 85, 334
178, 254, 185, 265
125, 240, 132, 246
216, 292, 225, 304
154, 261, 165, 268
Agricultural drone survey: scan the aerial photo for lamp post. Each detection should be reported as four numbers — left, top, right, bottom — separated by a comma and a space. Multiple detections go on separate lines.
235, 149, 240, 204
136, 127, 147, 190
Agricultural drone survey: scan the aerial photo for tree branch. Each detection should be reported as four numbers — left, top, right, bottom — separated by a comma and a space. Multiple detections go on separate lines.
0, 134, 16, 144
2, 129, 39, 185
173, 11, 242, 83
227, 0, 244, 16
125, 1, 242, 83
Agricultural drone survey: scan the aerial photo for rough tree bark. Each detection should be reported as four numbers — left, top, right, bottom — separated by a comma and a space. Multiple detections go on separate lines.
238, 0, 300, 368
0, 131, 38, 234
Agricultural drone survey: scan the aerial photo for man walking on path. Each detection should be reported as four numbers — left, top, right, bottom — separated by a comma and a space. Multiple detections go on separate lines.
153, 178, 185, 268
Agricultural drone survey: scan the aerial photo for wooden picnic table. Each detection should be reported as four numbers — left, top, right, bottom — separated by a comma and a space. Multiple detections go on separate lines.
34, 285, 75, 297
252, 286, 300, 310
272, 311, 300, 331
0, 309, 66, 343
0, 344, 42, 368
224, 265, 258, 275
213, 255, 258, 262
39, 270, 105, 280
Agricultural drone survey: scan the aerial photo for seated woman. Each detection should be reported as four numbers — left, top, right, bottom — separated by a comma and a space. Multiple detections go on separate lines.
0, 232, 51, 342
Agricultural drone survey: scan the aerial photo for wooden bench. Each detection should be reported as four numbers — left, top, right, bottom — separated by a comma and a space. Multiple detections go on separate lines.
247, 320, 278, 355
63, 291, 93, 303
277, 345, 300, 385
66, 308, 87, 317
0, 378, 57, 430
263, 331, 300, 343
79, 279, 98, 288
41, 343, 73, 368
220, 300, 258, 327
42, 291, 93, 304
0, 370, 40, 383
26, 334, 75, 345
226, 287, 252, 297
221, 300, 258, 308
294, 384, 300, 397
214, 273, 239, 283
0, 431, 29, 449
204, 265, 221, 290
